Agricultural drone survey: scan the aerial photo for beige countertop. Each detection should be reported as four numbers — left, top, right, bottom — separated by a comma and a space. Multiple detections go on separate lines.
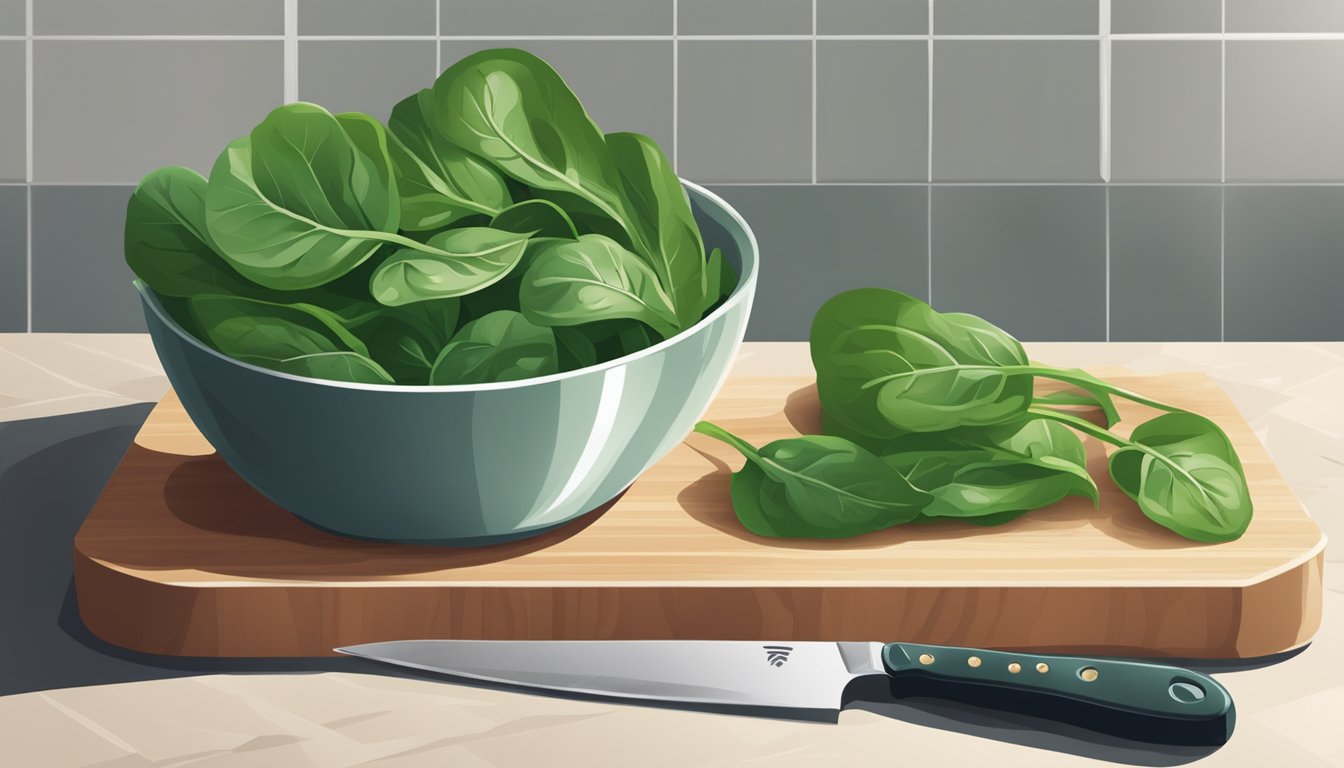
1, 337, 1340, 767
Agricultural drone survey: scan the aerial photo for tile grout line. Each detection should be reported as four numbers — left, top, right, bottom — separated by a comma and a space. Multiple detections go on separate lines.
1221, 0, 1227, 184
927, 0, 934, 305
11, 179, 1333, 188
1101, 1, 1111, 339
1099, 0, 1111, 182
25, 0, 33, 331
435, 0, 441, 73
283, 0, 298, 102
25, 185, 31, 333
1104, 185, 1111, 341
810, 0, 817, 184
7, 33, 1344, 42
1220, 186, 1226, 342
672, 0, 678, 171
701, 181, 1344, 187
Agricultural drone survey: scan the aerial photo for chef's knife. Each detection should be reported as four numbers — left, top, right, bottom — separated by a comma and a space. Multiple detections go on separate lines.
337, 640, 1234, 745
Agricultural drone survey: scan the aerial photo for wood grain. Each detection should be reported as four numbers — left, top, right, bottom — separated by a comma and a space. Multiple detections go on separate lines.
74, 373, 1325, 658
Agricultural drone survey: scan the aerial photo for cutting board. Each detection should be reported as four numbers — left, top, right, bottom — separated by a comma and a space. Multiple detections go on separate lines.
73, 372, 1325, 658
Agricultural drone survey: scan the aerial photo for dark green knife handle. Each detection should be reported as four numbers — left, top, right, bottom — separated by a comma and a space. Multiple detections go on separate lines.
883, 643, 1235, 745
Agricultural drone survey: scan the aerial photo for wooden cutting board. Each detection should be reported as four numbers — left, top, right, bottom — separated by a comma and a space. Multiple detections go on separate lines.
73, 372, 1325, 658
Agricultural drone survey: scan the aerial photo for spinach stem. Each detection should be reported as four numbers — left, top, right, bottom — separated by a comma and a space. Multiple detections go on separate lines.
1022, 365, 1182, 415
1028, 407, 1129, 448
693, 421, 761, 460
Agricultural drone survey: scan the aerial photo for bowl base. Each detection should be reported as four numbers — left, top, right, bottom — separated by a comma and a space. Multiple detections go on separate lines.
290, 491, 625, 548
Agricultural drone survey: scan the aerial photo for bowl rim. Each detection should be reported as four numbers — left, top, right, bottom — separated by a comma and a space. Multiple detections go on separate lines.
137, 180, 759, 393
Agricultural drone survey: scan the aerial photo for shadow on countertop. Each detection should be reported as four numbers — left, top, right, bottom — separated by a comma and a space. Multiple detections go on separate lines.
0, 406, 1300, 764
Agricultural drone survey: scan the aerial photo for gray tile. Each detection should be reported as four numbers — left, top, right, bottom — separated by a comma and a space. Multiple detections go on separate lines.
299, 41, 436, 122
934, 0, 1098, 34
679, 42, 811, 182
33, 41, 282, 183
0, 0, 23, 35
931, 186, 1105, 341
679, 0, 811, 35
299, 0, 435, 35
31, 186, 143, 332
1226, 42, 1344, 181
441, 0, 671, 35
0, 186, 23, 332
1227, 0, 1344, 32
682, 43, 806, 182
709, 185, 928, 341
0, 42, 22, 182
933, 41, 1099, 181
1225, 188, 1344, 341
35, 0, 281, 35
440, 40, 674, 155
817, 41, 927, 182
1111, 0, 1221, 32
1108, 187, 1221, 342
1110, 42, 1220, 181
818, 0, 928, 34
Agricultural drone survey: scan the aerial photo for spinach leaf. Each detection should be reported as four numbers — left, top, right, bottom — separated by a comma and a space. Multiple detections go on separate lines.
617, 323, 660, 356
491, 199, 579, 239
203, 105, 401, 290
811, 288, 1034, 437
553, 326, 598, 371
1108, 412, 1253, 542
694, 421, 930, 538
431, 49, 634, 247
125, 166, 260, 298
456, 236, 563, 322
387, 88, 512, 231
519, 234, 679, 339
353, 299, 459, 384
702, 246, 737, 312
883, 418, 1097, 520
188, 294, 394, 384
428, 310, 558, 385
369, 227, 532, 305
606, 131, 706, 328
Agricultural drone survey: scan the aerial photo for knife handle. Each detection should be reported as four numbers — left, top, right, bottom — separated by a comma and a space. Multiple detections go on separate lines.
882, 643, 1235, 745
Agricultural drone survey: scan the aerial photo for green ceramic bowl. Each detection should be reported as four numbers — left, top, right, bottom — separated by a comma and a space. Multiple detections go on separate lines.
137, 182, 757, 545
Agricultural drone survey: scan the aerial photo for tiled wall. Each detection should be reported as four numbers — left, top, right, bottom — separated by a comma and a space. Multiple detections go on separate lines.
1, 0, 1342, 340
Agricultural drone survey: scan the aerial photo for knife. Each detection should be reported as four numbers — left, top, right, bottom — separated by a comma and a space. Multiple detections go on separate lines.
337, 640, 1235, 745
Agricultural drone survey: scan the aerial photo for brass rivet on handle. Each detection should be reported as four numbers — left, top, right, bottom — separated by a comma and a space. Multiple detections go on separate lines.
919, 654, 935, 665
1008, 662, 1022, 674
967, 656, 982, 668
1036, 662, 1050, 673
1080, 667, 1100, 682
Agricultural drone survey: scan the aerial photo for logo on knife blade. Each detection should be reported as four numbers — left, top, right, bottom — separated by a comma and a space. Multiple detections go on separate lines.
764, 645, 793, 667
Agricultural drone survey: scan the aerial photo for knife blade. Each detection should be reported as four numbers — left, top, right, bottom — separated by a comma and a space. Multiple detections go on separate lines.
336, 640, 1235, 745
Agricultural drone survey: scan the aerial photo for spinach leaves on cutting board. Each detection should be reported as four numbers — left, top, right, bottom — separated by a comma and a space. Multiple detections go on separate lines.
124, 48, 738, 386
698, 289, 1253, 544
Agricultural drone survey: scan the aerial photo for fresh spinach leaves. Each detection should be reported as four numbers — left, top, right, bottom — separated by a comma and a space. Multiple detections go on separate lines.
703, 289, 1252, 543
796, 289, 1254, 542
126, 48, 739, 386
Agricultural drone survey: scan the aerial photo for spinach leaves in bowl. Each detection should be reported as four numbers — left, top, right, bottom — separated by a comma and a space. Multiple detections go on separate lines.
125, 48, 736, 386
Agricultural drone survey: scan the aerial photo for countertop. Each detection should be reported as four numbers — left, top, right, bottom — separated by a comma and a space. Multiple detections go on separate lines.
0, 336, 1340, 767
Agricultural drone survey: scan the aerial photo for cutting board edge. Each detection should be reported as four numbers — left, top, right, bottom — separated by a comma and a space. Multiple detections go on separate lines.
72, 546, 1323, 660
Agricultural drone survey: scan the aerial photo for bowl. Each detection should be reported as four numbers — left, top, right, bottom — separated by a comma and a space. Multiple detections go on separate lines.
136, 181, 757, 546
